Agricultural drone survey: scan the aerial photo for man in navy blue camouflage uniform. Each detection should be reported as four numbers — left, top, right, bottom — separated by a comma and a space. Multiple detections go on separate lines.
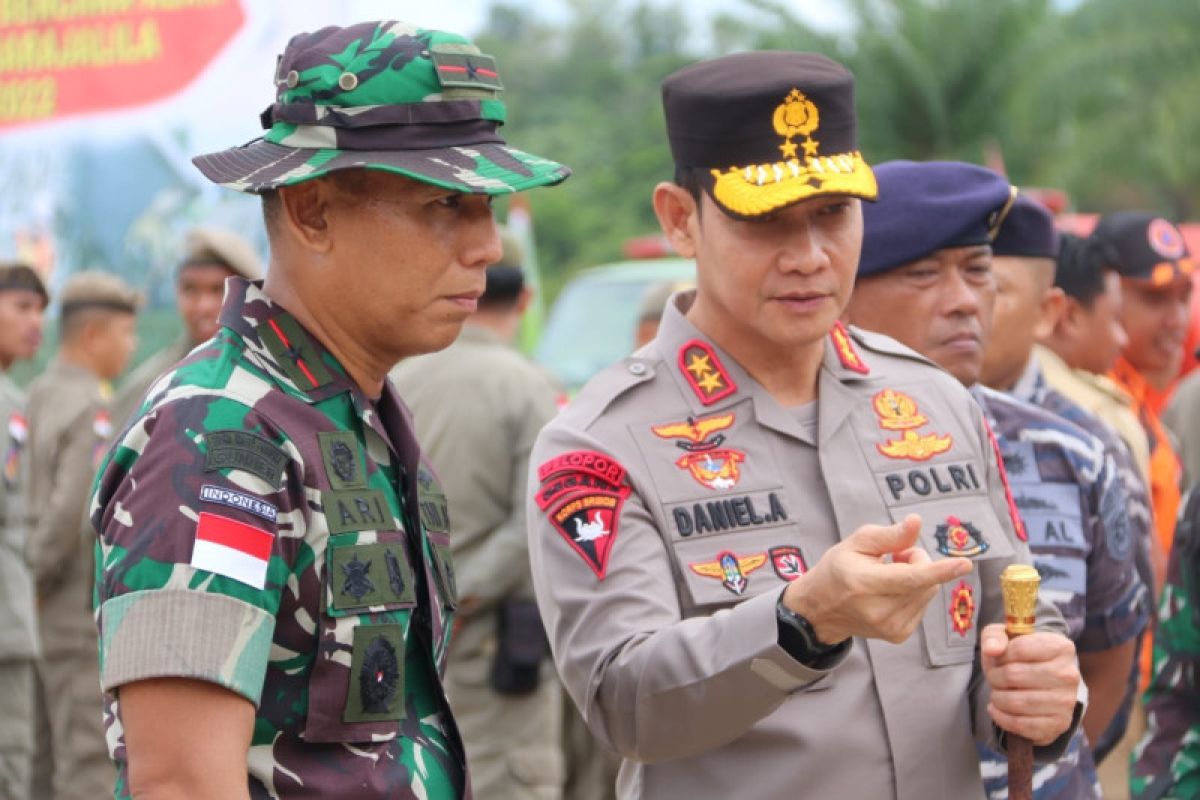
843, 161, 1147, 800
982, 194, 1153, 769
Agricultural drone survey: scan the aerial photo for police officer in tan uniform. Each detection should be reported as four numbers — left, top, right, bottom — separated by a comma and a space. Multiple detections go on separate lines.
0, 261, 46, 800
113, 226, 262, 425
27, 271, 139, 800
391, 234, 566, 798
528, 53, 1083, 800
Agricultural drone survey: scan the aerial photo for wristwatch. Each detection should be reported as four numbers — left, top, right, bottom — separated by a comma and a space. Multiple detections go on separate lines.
776, 593, 851, 670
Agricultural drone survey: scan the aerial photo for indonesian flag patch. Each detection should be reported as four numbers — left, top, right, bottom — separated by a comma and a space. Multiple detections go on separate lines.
190, 511, 274, 589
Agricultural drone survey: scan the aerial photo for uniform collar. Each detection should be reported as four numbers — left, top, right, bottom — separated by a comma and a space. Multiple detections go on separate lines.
653, 289, 872, 442
1109, 356, 1167, 415
1010, 356, 1046, 405
456, 323, 507, 347
1035, 345, 1133, 407
217, 277, 420, 469
217, 277, 358, 406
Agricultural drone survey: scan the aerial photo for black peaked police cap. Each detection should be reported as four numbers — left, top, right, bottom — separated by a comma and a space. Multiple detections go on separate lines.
662, 51, 877, 219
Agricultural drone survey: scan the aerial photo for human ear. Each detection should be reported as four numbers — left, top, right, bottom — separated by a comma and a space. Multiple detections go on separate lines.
652, 182, 699, 259
277, 180, 334, 253
1034, 286, 1065, 340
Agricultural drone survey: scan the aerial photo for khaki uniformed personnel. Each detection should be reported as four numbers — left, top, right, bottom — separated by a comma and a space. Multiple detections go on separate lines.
113, 225, 263, 426
392, 236, 566, 799
0, 262, 47, 800
27, 270, 139, 800
91, 21, 568, 799
528, 53, 1082, 800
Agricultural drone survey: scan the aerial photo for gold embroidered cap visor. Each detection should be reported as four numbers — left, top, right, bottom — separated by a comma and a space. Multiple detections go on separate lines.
662, 51, 877, 220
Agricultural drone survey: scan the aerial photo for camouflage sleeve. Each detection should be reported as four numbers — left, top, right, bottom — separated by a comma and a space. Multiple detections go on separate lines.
970, 402, 1082, 762
1131, 488, 1200, 800
27, 399, 99, 589
92, 393, 304, 706
1078, 448, 1150, 653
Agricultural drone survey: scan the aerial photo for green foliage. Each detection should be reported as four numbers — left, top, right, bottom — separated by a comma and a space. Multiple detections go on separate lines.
480, 0, 1200, 297
477, 2, 697, 296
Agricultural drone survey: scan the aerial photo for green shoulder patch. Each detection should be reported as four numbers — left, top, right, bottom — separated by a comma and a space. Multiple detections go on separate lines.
203, 430, 288, 489
430, 49, 503, 91
327, 540, 417, 613
323, 488, 392, 535
344, 623, 406, 723
256, 314, 333, 391
318, 431, 367, 490
415, 466, 449, 533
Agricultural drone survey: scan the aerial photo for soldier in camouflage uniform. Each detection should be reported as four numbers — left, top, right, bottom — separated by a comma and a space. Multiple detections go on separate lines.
1130, 485, 1200, 799
91, 21, 567, 799
845, 161, 1147, 800
0, 262, 46, 800
27, 271, 139, 800
983, 194, 1154, 771
113, 226, 263, 426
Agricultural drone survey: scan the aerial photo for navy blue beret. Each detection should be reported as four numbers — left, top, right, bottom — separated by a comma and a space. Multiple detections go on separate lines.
859, 160, 1014, 277
992, 193, 1059, 259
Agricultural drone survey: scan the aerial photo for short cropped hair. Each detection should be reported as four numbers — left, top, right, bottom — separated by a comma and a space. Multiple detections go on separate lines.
1054, 233, 1113, 309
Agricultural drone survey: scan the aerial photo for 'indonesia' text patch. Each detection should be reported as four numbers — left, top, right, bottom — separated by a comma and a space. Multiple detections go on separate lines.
199, 484, 278, 522
190, 512, 275, 589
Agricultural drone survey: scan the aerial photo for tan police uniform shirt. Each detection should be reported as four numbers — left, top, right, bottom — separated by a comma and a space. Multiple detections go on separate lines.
529, 295, 1073, 800
111, 336, 192, 429
1036, 345, 1151, 483
391, 323, 566, 793
0, 371, 37, 661
391, 324, 560, 616
1163, 368, 1200, 488
26, 358, 110, 654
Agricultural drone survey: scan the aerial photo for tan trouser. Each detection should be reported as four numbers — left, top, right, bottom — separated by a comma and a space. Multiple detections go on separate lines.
0, 661, 34, 800
1098, 702, 1147, 800
445, 646, 564, 800
561, 695, 619, 800
31, 648, 112, 800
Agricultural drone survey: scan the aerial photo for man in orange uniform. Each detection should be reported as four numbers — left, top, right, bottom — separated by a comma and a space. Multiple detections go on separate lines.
1092, 212, 1192, 570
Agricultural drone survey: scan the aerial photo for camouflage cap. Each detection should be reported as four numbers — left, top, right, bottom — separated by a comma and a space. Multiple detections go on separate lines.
182, 226, 264, 281
193, 21, 570, 196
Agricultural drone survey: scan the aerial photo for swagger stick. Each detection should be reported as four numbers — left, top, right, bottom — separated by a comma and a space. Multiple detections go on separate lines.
1000, 564, 1040, 800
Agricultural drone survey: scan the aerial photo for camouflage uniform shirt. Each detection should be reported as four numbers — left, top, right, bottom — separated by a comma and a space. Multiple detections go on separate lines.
973, 384, 1148, 800
1014, 356, 1154, 761
92, 278, 466, 799
1131, 485, 1200, 799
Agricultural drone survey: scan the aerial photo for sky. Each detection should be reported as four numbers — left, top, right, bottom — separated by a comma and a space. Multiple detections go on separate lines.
376, 0, 853, 38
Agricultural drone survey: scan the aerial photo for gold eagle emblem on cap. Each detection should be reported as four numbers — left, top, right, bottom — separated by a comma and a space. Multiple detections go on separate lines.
773, 88, 820, 159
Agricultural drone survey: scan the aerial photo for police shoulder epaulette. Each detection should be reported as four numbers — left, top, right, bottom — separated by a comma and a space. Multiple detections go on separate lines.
846, 325, 938, 369
568, 357, 657, 430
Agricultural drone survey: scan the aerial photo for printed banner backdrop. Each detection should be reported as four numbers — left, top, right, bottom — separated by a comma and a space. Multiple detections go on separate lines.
0, 1, 492, 305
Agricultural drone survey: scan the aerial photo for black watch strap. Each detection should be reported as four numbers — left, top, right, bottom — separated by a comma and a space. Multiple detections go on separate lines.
776, 594, 850, 669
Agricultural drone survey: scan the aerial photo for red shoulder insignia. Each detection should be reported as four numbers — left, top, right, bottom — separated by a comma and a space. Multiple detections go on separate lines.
547, 487, 630, 580
983, 421, 1027, 542
830, 322, 869, 375
536, 450, 632, 579
678, 339, 737, 406
537, 450, 626, 486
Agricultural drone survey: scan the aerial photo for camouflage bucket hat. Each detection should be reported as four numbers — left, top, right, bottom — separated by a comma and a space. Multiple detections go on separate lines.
193, 21, 570, 195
